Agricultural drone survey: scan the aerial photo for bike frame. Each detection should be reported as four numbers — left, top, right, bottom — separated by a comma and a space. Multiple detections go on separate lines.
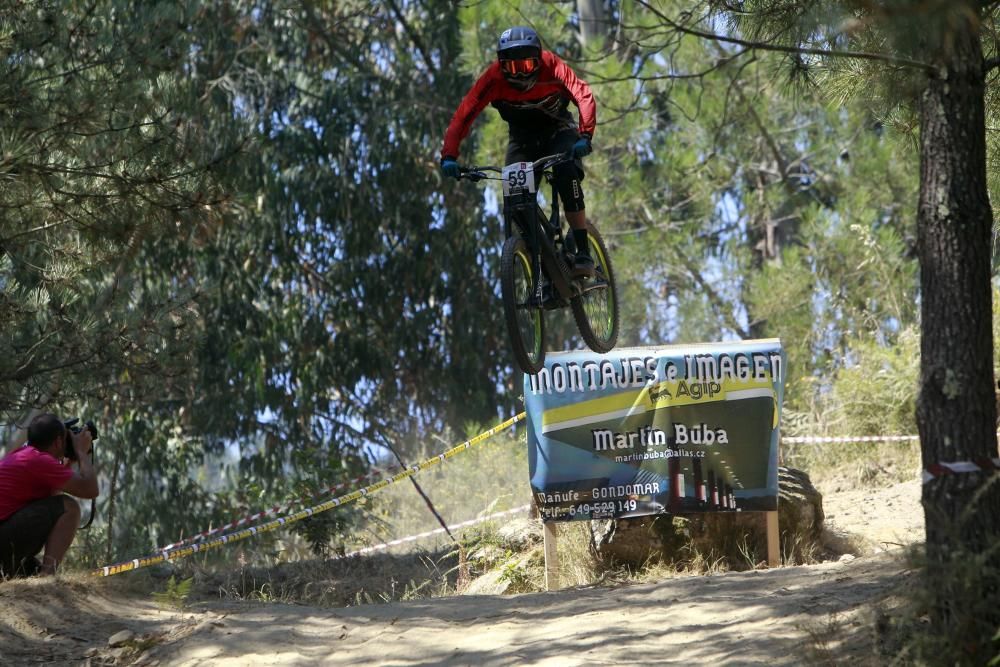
501, 154, 580, 308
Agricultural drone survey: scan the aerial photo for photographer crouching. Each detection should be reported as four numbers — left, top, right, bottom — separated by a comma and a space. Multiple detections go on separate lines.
0, 413, 99, 577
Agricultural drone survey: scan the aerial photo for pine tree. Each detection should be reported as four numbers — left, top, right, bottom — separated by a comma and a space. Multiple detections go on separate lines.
0, 2, 242, 427
636, 0, 1000, 657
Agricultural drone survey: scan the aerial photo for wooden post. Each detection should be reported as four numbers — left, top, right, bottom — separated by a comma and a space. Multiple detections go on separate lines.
766, 510, 780, 567
543, 521, 560, 591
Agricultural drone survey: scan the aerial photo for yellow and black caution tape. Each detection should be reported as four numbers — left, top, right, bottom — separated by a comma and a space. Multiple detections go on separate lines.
94, 413, 526, 577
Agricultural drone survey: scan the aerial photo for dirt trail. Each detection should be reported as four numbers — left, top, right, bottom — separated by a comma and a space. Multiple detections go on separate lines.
0, 478, 923, 666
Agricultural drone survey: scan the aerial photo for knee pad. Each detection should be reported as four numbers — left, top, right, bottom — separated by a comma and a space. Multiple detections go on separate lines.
553, 162, 585, 213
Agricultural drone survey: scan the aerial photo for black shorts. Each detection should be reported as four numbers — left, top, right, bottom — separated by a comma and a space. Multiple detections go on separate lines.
0, 495, 67, 578
506, 127, 586, 213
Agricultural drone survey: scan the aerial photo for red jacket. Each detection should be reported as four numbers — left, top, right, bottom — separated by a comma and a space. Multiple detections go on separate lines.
0, 446, 72, 521
441, 50, 596, 159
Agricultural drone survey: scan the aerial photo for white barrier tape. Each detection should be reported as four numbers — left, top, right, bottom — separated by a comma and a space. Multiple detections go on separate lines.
783, 435, 919, 444
340, 504, 532, 558
923, 458, 1000, 484
785, 431, 1000, 445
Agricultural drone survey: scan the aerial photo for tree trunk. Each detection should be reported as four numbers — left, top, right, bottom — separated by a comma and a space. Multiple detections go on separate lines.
576, 0, 606, 49
917, 3, 1000, 652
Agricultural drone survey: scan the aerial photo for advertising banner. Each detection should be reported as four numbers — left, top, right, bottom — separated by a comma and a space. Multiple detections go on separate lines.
526, 340, 785, 522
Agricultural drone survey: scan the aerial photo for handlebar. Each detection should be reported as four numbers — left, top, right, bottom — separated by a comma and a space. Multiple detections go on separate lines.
457, 151, 575, 183
457, 165, 500, 182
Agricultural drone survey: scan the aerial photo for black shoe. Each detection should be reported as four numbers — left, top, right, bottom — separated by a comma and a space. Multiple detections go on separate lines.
572, 254, 596, 279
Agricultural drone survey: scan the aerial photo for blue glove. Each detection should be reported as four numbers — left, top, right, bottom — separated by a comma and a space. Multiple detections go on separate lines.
441, 157, 460, 179
572, 136, 592, 158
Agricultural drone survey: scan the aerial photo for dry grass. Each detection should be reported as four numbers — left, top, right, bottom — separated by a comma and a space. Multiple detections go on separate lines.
783, 438, 922, 490
345, 425, 532, 556
188, 547, 464, 607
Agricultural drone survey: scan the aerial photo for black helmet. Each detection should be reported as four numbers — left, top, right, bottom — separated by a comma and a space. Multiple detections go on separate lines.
497, 26, 542, 91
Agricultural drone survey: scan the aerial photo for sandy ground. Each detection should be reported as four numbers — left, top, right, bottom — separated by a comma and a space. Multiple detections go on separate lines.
0, 478, 924, 666
821, 478, 923, 552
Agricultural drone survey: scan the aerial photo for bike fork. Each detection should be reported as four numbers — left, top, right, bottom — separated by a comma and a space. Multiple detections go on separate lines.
524, 211, 543, 306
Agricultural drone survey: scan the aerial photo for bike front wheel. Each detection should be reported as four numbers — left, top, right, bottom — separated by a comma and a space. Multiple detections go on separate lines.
572, 223, 620, 354
501, 237, 546, 374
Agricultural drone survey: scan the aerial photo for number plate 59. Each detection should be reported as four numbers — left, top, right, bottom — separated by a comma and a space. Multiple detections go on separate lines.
502, 162, 536, 196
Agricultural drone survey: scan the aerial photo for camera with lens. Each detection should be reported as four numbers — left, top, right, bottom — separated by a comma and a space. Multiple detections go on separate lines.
63, 418, 99, 461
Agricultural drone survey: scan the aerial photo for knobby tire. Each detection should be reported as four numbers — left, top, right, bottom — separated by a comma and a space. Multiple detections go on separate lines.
501, 237, 546, 374
571, 223, 619, 354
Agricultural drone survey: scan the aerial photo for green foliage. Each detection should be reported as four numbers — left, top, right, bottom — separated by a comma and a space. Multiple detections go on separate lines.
5, 0, 520, 562
496, 554, 537, 592
152, 575, 194, 609
0, 1, 242, 417
822, 327, 919, 437
881, 540, 1000, 665
0, 0, 953, 581
0, 0, 255, 560
291, 510, 352, 560
582, 6, 919, 415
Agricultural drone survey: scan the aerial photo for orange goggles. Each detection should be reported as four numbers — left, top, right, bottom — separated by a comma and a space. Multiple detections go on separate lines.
500, 57, 540, 76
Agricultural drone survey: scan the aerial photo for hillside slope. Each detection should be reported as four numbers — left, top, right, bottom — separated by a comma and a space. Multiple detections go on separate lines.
0, 479, 924, 666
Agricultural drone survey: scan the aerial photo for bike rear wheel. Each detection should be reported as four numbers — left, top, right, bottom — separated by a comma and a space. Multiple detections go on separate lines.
571, 223, 619, 354
501, 237, 546, 373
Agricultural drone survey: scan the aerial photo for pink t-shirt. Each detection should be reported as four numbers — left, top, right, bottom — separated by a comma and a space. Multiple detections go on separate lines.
0, 446, 73, 521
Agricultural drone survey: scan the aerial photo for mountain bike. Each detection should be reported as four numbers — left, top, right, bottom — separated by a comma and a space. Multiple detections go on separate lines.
458, 153, 619, 374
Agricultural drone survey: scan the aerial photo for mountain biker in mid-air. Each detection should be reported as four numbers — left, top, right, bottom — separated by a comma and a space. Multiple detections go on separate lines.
440, 25, 598, 279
